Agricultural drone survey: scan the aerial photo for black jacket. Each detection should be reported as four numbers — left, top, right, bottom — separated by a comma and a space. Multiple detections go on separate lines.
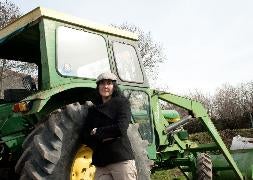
82, 96, 134, 167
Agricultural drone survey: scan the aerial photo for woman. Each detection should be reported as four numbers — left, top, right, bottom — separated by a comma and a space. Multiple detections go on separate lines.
83, 72, 137, 180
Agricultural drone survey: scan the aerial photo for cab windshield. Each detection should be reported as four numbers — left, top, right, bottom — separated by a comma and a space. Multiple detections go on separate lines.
56, 26, 110, 79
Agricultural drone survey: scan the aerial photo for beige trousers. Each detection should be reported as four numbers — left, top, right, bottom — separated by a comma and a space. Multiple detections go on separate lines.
94, 160, 137, 180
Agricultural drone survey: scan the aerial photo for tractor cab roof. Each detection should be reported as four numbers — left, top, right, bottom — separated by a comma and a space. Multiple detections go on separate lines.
0, 7, 138, 62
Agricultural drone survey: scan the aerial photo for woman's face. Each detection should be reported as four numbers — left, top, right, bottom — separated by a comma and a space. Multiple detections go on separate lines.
98, 79, 114, 98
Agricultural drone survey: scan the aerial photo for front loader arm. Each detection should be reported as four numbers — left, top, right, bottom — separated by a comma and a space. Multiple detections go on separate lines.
153, 90, 243, 180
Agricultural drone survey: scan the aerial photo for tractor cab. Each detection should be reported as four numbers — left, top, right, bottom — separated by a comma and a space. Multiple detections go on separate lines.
0, 7, 149, 112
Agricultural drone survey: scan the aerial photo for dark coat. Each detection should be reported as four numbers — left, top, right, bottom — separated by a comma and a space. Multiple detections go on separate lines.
82, 96, 134, 167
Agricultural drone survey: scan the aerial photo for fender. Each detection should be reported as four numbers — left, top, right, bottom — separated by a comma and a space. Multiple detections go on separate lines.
22, 82, 96, 114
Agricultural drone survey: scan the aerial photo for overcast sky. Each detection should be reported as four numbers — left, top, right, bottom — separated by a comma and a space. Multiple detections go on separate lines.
11, 0, 253, 94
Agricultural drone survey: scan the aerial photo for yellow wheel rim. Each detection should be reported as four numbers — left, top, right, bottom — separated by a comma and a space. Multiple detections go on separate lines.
70, 145, 96, 180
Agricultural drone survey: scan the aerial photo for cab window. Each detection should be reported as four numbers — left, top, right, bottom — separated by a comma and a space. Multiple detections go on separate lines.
113, 42, 143, 83
56, 26, 110, 79
124, 90, 152, 143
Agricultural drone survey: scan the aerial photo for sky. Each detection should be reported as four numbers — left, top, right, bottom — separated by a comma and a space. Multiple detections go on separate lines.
10, 0, 253, 94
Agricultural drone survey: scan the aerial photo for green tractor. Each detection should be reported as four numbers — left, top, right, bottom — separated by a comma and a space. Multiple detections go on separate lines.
0, 7, 252, 180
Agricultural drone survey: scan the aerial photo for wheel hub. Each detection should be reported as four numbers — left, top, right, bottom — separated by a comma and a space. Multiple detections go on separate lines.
70, 145, 96, 180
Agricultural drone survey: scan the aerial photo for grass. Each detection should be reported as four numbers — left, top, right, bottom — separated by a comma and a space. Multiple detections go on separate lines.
151, 168, 186, 180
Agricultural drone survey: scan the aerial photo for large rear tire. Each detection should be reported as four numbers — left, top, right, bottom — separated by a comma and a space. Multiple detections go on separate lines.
196, 153, 212, 180
127, 123, 154, 180
15, 103, 89, 180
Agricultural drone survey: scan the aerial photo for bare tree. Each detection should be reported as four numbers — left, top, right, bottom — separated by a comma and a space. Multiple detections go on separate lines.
213, 82, 253, 129
214, 84, 243, 119
113, 23, 166, 81
0, 0, 21, 72
181, 81, 253, 131
0, 0, 20, 29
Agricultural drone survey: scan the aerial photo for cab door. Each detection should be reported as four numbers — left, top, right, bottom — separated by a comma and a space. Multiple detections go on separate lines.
123, 89, 156, 160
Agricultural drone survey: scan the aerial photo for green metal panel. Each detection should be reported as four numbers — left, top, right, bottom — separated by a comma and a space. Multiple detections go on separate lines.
39, 19, 50, 90
0, 104, 24, 136
0, 104, 29, 151
147, 143, 156, 160
1, 134, 25, 151
211, 149, 253, 179
41, 19, 56, 89
162, 110, 180, 120
150, 91, 170, 146
177, 131, 188, 140
0, 104, 14, 128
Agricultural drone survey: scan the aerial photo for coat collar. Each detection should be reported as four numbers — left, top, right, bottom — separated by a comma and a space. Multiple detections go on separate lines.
94, 98, 117, 120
